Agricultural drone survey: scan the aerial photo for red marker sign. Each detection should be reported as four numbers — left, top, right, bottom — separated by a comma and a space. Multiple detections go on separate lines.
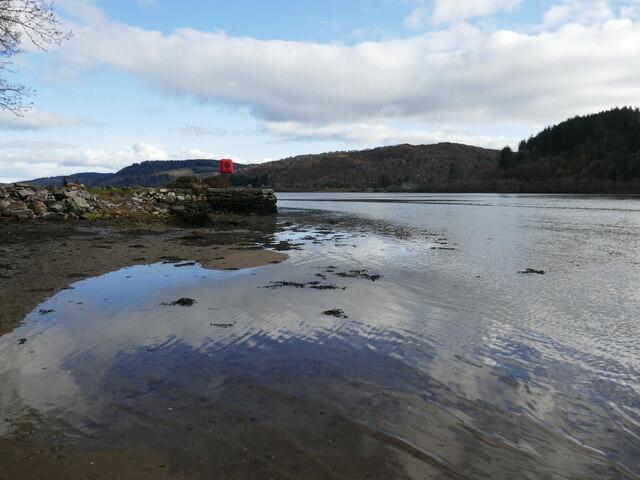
219, 159, 234, 174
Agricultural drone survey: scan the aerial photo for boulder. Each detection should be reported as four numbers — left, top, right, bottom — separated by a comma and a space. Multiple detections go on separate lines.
48, 202, 65, 213
16, 188, 36, 199
11, 208, 34, 219
29, 201, 48, 215
65, 196, 91, 213
0, 199, 10, 215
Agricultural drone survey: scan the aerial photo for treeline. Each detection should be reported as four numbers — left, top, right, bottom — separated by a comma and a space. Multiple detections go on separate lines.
232, 143, 498, 191
498, 107, 640, 188
114, 159, 220, 177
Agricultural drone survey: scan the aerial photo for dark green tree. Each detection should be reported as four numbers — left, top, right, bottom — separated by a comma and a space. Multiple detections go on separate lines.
498, 146, 514, 170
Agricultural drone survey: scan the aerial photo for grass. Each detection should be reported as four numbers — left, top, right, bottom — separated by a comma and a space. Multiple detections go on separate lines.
85, 186, 144, 201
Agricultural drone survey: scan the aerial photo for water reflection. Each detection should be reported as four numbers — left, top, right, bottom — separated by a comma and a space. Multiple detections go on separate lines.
1, 194, 639, 478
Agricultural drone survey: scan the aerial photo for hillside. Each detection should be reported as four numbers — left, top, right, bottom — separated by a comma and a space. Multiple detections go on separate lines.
497, 107, 640, 192
24, 159, 248, 188
233, 143, 499, 191
26, 172, 111, 187
233, 108, 640, 193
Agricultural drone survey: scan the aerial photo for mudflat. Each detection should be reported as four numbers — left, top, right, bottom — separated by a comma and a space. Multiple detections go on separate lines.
0, 216, 287, 480
0, 217, 287, 337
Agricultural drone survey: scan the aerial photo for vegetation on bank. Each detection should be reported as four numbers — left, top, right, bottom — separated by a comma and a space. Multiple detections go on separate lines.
497, 107, 640, 191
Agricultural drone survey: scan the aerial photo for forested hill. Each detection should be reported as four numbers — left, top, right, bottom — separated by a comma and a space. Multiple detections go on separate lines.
497, 107, 640, 191
233, 108, 640, 193
232, 143, 499, 191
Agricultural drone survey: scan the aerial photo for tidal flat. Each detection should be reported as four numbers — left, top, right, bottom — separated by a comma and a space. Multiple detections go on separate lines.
1, 194, 639, 479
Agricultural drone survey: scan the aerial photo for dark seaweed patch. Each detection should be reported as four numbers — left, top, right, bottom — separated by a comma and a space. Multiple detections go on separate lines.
161, 297, 196, 307
323, 309, 348, 318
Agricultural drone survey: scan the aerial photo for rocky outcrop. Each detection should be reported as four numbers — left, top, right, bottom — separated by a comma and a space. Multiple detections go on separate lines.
0, 184, 277, 221
0, 184, 109, 219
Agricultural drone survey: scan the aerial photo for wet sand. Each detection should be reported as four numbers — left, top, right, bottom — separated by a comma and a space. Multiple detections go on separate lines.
0, 217, 287, 337
0, 217, 286, 480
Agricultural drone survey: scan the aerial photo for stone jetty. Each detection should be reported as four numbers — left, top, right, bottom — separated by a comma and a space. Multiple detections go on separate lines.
0, 184, 277, 221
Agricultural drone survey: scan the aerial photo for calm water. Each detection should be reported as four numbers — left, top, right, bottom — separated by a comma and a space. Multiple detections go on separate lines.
1, 193, 639, 479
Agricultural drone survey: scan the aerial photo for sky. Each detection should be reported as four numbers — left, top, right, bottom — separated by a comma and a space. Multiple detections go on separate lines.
1, 0, 640, 183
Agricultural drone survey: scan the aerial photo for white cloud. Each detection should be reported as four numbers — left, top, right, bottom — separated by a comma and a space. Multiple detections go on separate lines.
264, 121, 516, 149
65, 142, 171, 168
178, 124, 259, 137
175, 148, 235, 161
0, 142, 170, 184
0, 110, 93, 130
0, 140, 75, 149
542, 0, 615, 28
0, 142, 256, 183
431, 0, 523, 24
48, 7, 640, 133
404, 6, 430, 29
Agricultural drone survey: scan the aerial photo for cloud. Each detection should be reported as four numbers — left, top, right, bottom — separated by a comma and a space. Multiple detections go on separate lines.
48, 6, 640, 134
0, 140, 75, 149
0, 142, 255, 183
431, 0, 523, 24
404, 6, 430, 29
63, 142, 171, 168
264, 121, 516, 149
542, 0, 615, 28
178, 124, 259, 137
0, 142, 170, 180
0, 110, 94, 130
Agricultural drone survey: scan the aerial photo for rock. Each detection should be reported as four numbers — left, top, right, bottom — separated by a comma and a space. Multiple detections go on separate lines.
4, 201, 27, 216
48, 202, 65, 212
0, 199, 10, 215
16, 188, 35, 199
29, 201, 48, 215
11, 208, 34, 219
66, 196, 91, 214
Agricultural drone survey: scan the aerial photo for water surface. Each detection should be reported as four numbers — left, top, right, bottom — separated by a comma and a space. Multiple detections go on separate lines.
1, 193, 639, 479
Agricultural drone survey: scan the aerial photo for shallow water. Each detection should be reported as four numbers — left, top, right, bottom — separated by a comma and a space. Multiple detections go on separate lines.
1, 193, 639, 479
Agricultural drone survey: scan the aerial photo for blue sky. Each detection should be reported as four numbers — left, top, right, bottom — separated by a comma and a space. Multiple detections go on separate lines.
1, 0, 640, 182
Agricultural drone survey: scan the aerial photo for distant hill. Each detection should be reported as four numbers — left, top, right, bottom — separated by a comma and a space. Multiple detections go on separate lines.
232, 143, 499, 191
233, 108, 640, 193
23, 159, 248, 188
496, 107, 640, 192
26, 172, 111, 187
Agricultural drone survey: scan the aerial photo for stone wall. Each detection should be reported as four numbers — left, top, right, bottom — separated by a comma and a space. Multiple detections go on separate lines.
0, 185, 277, 220
145, 187, 277, 224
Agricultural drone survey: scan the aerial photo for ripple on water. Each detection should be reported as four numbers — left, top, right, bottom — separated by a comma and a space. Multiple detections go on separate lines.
2, 196, 640, 478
